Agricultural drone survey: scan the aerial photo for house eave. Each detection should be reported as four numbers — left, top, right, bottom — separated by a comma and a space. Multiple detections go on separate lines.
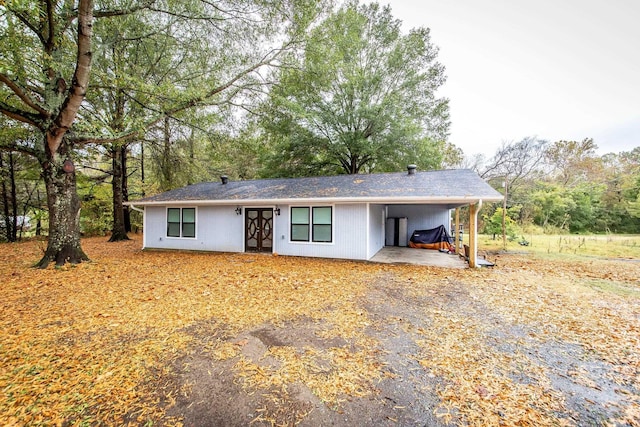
125, 195, 503, 208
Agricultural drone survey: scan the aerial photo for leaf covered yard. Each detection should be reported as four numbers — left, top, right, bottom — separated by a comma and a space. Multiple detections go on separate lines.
1, 236, 639, 426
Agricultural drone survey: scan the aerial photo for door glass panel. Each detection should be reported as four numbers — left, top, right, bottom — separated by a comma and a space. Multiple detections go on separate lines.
262, 217, 272, 239
247, 211, 258, 249
262, 214, 272, 248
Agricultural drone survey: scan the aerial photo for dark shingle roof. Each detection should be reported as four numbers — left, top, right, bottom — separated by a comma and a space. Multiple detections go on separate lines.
130, 169, 502, 206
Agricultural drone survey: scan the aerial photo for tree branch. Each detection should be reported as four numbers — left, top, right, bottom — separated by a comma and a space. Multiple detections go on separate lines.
0, 101, 42, 128
81, 164, 114, 175
0, 140, 40, 158
93, 1, 155, 19
45, 0, 56, 50
0, 74, 50, 117
68, 132, 136, 145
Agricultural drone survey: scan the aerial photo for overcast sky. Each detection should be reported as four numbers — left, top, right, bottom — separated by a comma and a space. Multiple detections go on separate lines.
375, 0, 640, 157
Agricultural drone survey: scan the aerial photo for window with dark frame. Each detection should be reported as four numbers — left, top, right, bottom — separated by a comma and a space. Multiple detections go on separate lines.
167, 207, 196, 238
291, 207, 310, 241
312, 207, 332, 242
290, 206, 332, 243
182, 208, 196, 238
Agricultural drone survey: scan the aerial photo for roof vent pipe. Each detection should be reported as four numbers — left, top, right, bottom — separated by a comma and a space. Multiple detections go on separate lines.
220, 175, 229, 185
407, 164, 417, 175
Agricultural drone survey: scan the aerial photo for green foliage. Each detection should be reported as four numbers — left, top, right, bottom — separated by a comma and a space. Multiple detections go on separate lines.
627, 194, 640, 219
0, 121, 45, 241
206, 127, 270, 181
0, 0, 78, 121
77, 178, 112, 237
566, 183, 602, 232
530, 183, 576, 230
261, 1, 450, 176
482, 206, 520, 239
592, 149, 640, 232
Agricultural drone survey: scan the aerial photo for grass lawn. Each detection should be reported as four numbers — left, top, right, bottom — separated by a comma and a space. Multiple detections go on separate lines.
0, 235, 638, 426
478, 233, 640, 259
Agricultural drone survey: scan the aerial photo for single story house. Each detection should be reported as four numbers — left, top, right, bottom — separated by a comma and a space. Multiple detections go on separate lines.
127, 167, 503, 267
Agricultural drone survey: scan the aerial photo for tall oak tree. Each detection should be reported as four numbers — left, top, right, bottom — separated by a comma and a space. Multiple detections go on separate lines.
262, 1, 451, 176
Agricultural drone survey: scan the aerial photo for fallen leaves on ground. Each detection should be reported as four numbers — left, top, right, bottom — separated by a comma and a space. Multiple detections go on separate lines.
399, 254, 640, 426
0, 236, 384, 425
1, 236, 639, 426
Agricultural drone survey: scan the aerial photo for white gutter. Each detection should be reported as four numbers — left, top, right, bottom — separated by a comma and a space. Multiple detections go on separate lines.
124, 195, 503, 207
129, 204, 144, 213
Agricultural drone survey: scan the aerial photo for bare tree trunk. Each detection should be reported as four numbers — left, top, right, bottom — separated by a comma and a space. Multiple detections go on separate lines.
9, 151, 17, 242
35, 189, 42, 236
187, 129, 195, 186
109, 144, 130, 241
0, 151, 18, 242
122, 145, 131, 233
20, 181, 38, 240
36, 139, 88, 268
161, 116, 172, 191
0, 152, 13, 242
140, 140, 145, 197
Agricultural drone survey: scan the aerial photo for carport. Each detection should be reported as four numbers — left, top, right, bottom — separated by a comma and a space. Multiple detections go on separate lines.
370, 246, 467, 268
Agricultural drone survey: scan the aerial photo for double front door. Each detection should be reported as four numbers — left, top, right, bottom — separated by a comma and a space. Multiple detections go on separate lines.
245, 208, 273, 252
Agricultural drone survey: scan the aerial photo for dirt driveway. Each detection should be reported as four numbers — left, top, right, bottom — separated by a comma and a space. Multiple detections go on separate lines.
158, 256, 640, 426
0, 238, 638, 426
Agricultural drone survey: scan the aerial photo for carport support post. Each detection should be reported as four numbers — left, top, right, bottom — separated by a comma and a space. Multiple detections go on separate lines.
469, 201, 482, 268
454, 208, 461, 255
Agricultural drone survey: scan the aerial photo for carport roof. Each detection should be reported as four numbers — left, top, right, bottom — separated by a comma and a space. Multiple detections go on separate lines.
128, 169, 503, 207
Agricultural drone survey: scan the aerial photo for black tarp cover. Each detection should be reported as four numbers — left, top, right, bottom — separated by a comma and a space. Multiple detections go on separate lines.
409, 225, 453, 249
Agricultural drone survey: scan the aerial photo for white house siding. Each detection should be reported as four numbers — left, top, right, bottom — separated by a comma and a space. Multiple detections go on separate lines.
273, 203, 369, 260
142, 203, 448, 258
387, 204, 451, 244
143, 205, 244, 252
367, 204, 386, 259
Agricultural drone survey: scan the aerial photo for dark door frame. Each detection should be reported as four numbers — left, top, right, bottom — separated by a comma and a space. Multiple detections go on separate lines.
245, 208, 274, 252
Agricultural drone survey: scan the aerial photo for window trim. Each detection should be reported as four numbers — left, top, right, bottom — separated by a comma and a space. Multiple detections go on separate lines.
166, 207, 197, 239
289, 205, 333, 244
